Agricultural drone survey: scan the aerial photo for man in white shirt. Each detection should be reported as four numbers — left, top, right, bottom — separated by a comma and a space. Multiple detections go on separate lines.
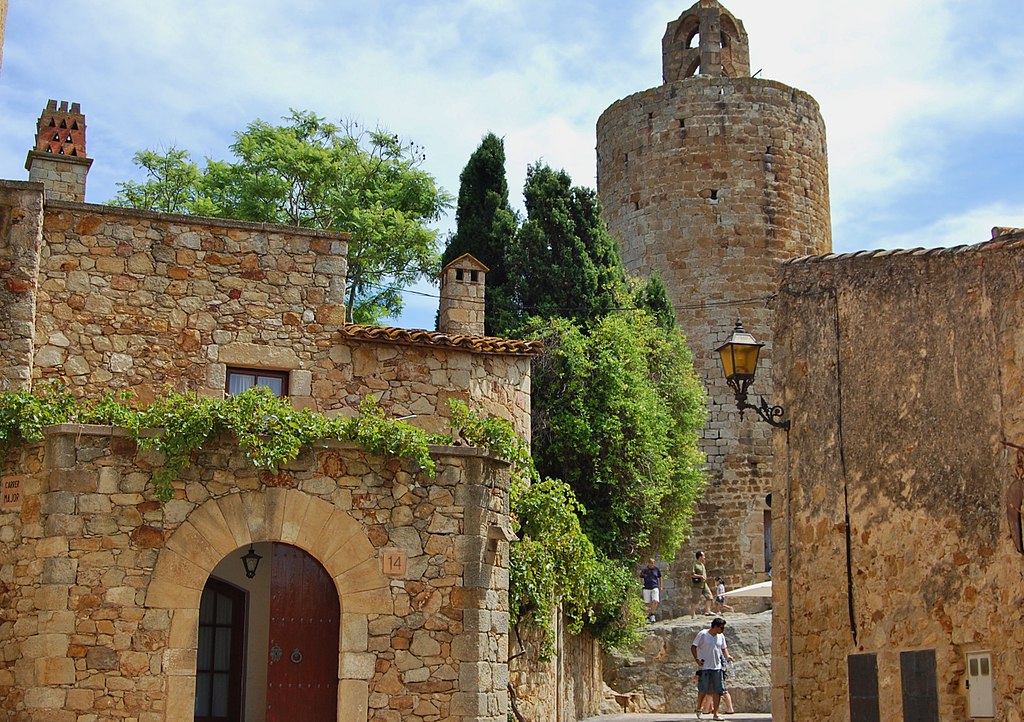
691, 617, 733, 720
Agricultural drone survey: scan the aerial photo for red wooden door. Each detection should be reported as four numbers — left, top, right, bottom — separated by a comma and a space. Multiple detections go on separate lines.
266, 543, 340, 721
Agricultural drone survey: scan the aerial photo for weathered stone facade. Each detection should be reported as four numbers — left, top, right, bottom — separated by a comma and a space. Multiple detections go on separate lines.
772, 231, 1024, 721
508, 617, 603, 722
1, 103, 542, 721
0, 186, 533, 438
597, 0, 831, 605
1, 427, 513, 722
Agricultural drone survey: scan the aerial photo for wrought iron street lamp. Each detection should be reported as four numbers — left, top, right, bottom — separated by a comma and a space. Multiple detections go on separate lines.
715, 319, 790, 429
240, 544, 263, 579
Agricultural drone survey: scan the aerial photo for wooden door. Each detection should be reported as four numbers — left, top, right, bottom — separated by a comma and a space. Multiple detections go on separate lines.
266, 543, 340, 722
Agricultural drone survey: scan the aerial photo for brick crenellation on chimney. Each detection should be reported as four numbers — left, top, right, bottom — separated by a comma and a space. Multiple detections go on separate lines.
25, 99, 93, 202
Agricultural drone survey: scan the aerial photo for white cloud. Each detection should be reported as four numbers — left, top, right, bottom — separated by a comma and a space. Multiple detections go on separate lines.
1, 0, 1021, 328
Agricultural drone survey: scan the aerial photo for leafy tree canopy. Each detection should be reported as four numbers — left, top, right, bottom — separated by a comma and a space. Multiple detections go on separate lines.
527, 309, 706, 560
510, 163, 624, 329
111, 110, 452, 324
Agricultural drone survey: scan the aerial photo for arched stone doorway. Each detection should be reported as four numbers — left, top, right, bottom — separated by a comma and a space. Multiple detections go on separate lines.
148, 489, 389, 722
197, 542, 341, 722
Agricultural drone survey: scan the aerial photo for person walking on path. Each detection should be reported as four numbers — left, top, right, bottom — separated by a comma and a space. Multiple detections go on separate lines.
691, 616, 732, 720
713, 577, 735, 614
690, 550, 714, 618
639, 558, 663, 622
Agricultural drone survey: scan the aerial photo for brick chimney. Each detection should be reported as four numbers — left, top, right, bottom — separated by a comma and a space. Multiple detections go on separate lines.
437, 253, 488, 336
24, 99, 93, 202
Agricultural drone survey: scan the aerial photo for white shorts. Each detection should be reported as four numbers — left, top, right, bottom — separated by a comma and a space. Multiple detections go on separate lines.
643, 588, 660, 603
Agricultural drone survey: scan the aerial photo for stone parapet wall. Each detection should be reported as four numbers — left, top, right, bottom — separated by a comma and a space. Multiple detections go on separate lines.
0, 181, 45, 388
597, 75, 831, 590
0, 425, 513, 722
773, 240, 1024, 721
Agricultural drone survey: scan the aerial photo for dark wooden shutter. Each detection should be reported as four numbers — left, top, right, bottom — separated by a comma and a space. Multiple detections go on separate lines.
848, 653, 880, 722
901, 649, 939, 722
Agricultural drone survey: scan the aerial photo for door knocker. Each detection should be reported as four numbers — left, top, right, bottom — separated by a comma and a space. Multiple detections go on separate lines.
290, 648, 303, 664
269, 642, 282, 663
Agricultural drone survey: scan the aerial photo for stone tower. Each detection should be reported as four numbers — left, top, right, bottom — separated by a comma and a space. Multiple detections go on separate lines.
25, 99, 92, 202
597, 1, 832, 600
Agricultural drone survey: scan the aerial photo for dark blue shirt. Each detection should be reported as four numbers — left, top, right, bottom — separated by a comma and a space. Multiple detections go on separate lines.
641, 566, 662, 590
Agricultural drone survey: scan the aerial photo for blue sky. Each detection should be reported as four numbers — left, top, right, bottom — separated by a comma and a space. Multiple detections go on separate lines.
2, 0, 1022, 330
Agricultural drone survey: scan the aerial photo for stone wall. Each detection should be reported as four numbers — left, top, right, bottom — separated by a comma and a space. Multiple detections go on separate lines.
508, 614, 603, 722
598, 69, 831, 604
772, 235, 1024, 721
604, 612, 771, 714
0, 181, 44, 388
27, 199, 347, 402
0, 425, 513, 722
0, 193, 534, 438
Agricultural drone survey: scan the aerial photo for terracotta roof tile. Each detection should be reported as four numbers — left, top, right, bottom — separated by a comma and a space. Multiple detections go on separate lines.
783, 233, 1024, 267
337, 324, 543, 356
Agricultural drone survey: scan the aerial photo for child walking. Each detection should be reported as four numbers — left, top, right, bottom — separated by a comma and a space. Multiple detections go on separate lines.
713, 577, 734, 614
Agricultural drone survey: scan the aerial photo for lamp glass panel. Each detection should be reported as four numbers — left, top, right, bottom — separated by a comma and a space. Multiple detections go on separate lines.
732, 344, 761, 377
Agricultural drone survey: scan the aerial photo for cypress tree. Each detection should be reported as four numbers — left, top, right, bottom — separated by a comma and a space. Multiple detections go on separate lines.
441, 133, 519, 336
513, 163, 624, 325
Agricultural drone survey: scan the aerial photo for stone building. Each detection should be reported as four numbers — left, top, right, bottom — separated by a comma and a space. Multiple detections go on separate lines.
772, 229, 1024, 721
0, 101, 542, 722
596, 0, 831, 604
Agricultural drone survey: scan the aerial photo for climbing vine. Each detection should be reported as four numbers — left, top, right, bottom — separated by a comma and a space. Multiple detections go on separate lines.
0, 381, 434, 501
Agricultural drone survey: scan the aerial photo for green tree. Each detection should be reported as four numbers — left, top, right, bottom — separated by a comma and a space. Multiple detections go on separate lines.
440, 133, 519, 335
111, 147, 211, 215
110, 110, 451, 324
528, 310, 706, 560
634, 272, 676, 331
511, 163, 624, 326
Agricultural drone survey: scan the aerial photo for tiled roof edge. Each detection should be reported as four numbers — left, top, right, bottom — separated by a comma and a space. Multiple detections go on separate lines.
338, 324, 543, 356
784, 233, 1024, 267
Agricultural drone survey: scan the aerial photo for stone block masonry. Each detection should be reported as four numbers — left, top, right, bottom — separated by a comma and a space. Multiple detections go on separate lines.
0, 426, 514, 722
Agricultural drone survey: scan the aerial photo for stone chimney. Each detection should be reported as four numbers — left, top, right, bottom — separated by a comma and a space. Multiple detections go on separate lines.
662, 0, 750, 82
437, 253, 488, 336
25, 99, 93, 202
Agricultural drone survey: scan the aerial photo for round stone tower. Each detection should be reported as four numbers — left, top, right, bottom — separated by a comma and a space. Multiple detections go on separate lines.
597, 1, 831, 603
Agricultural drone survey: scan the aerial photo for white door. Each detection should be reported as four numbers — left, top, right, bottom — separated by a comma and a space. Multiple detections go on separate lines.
966, 651, 994, 718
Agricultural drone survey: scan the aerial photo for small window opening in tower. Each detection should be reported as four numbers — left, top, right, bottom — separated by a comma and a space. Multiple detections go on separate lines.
686, 29, 699, 49
71, 121, 80, 130
710, 189, 719, 200
65, 134, 73, 143
58, 147, 65, 155
52, 132, 60, 142
60, 119, 67, 129
48, 118, 56, 127
455, 269, 464, 281
46, 147, 52, 153
71, 149, 78, 157
679, 119, 687, 140
470, 270, 479, 282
